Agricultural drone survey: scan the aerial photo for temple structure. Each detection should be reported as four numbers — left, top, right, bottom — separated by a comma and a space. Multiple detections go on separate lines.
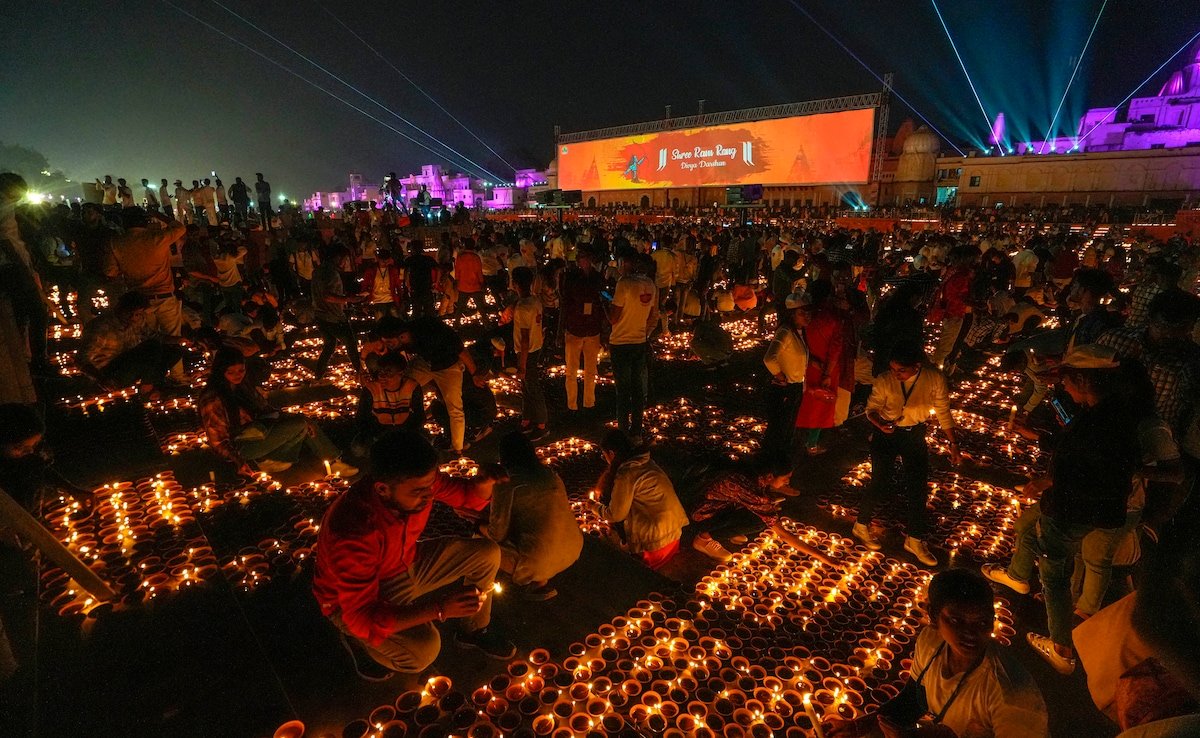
1020, 40, 1200, 155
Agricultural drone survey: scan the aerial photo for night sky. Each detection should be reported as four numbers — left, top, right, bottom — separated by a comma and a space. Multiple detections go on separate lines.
0, 1, 1192, 197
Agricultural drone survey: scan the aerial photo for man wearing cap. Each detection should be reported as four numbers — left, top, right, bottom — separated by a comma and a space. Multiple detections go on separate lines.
362, 248, 404, 320
853, 341, 959, 567
762, 292, 813, 459
983, 344, 1141, 676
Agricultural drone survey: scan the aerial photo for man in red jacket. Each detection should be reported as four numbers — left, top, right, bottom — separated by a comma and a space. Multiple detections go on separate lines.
313, 429, 515, 679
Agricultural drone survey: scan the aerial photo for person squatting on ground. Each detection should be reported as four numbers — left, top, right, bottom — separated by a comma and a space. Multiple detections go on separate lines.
312, 429, 515, 680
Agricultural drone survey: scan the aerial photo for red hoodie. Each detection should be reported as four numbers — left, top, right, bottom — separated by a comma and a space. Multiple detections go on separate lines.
312, 474, 489, 644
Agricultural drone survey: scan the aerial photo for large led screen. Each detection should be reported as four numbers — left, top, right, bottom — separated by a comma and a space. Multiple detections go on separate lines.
557, 108, 875, 190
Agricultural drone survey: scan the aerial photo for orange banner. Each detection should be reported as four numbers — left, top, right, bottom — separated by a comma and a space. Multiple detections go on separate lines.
557, 108, 875, 191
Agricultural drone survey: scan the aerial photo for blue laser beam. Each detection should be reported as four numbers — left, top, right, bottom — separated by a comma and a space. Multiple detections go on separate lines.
160, 0, 497, 178
317, 3, 519, 175
208, 0, 505, 182
929, 0, 998, 154
785, 0, 966, 156
1039, 0, 1108, 153
1075, 28, 1200, 148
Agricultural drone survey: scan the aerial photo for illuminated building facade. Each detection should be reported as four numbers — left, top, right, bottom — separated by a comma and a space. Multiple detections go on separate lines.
304, 166, 549, 212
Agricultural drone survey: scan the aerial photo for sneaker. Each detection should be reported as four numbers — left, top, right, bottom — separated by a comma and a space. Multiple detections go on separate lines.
852, 523, 882, 551
982, 564, 1030, 595
329, 460, 359, 477
256, 459, 293, 474
805, 445, 829, 456
524, 425, 549, 441
904, 537, 938, 567
471, 425, 494, 444
1026, 632, 1076, 675
338, 631, 396, 682
516, 583, 558, 601
692, 533, 734, 562
456, 626, 517, 660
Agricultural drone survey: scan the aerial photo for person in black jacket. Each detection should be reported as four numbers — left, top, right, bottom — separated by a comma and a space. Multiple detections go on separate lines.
985, 344, 1144, 676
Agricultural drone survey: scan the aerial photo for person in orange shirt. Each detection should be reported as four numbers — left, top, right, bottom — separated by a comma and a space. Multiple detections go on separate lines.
104, 207, 187, 380
454, 238, 487, 322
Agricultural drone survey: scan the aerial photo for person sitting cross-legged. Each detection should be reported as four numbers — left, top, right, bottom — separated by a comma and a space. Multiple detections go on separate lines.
198, 347, 357, 477
483, 432, 583, 601
312, 429, 515, 681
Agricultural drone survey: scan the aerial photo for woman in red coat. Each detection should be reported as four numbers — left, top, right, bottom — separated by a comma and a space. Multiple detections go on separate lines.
795, 280, 844, 455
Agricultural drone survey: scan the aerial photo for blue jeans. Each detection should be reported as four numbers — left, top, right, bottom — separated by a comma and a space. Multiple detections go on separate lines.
1071, 510, 1140, 616
1006, 503, 1042, 584
610, 342, 649, 435
1036, 514, 1108, 648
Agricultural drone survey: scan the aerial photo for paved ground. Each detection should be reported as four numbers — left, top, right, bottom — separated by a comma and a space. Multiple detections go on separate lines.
1, 318, 1118, 738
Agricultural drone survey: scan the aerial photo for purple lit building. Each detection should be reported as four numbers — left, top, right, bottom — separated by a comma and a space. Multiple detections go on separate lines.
305, 165, 549, 213
1020, 41, 1200, 155
927, 42, 1200, 209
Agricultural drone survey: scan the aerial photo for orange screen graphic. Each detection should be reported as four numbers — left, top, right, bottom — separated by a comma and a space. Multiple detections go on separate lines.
557, 108, 875, 191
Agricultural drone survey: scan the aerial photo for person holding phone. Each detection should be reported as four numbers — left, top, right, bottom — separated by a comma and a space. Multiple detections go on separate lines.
853, 341, 959, 567
983, 344, 1145, 677
825, 569, 1047, 738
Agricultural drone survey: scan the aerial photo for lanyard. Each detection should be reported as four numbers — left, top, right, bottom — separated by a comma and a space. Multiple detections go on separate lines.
899, 366, 922, 411
916, 642, 986, 724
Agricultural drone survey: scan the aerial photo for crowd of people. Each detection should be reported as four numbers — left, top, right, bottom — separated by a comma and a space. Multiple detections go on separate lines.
3, 166, 1200, 737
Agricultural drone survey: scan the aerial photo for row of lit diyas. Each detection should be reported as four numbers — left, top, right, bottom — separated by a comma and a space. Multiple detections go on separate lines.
544, 364, 615, 386
50, 322, 83, 341
162, 431, 209, 455
931, 409, 1045, 475
59, 386, 141, 413
37, 470, 359, 613
280, 392, 360, 420
948, 355, 1026, 421
827, 462, 1031, 564
305, 521, 1015, 738
653, 315, 778, 362
638, 398, 767, 461
436, 439, 598, 481
40, 473, 220, 614
47, 284, 106, 321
